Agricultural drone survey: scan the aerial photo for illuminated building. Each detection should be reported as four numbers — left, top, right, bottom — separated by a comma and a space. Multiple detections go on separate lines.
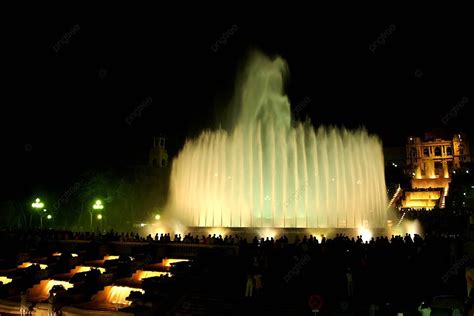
402, 131, 470, 209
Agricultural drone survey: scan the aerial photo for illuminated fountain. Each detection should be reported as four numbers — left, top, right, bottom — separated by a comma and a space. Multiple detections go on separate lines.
0, 276, 12, 285
18, 262, 48, 270
168, 50, 387, 228
27, 279, 74, 302
70, 266, 106, 274
91, 286, 144, 308
103, 255, 134, 261
162, 258, 189, 267
54, 266, 106, 281
52, 252, 78, 257
132, 270, 172, 281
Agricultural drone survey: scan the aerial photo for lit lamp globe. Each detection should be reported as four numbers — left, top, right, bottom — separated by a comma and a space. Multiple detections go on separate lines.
93, 200, 104, 210
32, 198, 45, 210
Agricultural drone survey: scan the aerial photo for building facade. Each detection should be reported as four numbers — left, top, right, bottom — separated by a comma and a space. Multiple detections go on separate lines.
406, 132, 470, 179
401, 132, 470, 209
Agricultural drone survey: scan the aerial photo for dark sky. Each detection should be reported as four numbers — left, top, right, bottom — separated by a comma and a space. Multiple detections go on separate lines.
2, 13, 473, 198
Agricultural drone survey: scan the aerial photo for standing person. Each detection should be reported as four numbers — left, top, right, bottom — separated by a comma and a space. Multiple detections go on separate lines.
245, 273, 254, 298
346, 267, 353, 297
418, 301, 431, 316
254, 273, 263, 296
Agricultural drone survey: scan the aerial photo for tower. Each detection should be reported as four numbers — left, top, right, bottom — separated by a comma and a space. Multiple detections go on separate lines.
149, 136, 168, 168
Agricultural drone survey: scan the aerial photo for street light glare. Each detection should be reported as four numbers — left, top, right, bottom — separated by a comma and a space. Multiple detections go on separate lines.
93, 200, 104, 210
97, 214, 103, 220
155, 214, 161, 220
47, 215, 52, 219
32, 198, 45, 209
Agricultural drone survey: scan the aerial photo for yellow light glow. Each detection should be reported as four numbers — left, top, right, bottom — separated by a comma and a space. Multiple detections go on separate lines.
208, 228, 228, 237
18, 262, 48, 270
103, 255, 134, 261
52, 252, 78, 257
27, 279, 74, 302
306, 232, 322, 242
132, 270, 172, 281
155, 214, 161, 220
403, 219, 422, 237
0, 276, 13, 285
94, 286, 144, 306
358, 228, 372, 242
162, 258, 189, 267
70, 266, 106, 274
259, 228, 276, 239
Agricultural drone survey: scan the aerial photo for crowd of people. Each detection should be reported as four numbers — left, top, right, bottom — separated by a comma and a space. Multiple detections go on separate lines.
2, 206, 474, 314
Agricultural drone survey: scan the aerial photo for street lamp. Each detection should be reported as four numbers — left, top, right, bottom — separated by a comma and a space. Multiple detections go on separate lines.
31, 198, 44, 209
96, 214, 103, 231
155, 214, 161, 221
90, 200, 104, 230
47, 214, 52, 220
32, 198, 46, 229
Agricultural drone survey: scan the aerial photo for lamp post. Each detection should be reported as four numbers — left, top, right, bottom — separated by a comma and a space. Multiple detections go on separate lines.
31, 198, 45, 229
97, 214, 103, 231
46, 214, 52, 228
91, 200, 104, 230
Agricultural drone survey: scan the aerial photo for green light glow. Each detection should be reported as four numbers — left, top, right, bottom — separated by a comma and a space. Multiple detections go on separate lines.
93, 200, 104, 210
97, 214, 103, 220
32, 198, 45, 209
47, 214, 52, 219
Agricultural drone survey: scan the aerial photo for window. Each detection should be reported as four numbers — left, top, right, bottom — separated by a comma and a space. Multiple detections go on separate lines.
423, 148, 430, 157
447, 161, 453, 170
446, 147, 452, 156
411, 148, 417, 158
434, 147, 441, 156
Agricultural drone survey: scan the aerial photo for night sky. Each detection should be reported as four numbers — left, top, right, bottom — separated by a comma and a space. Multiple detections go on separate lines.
3, 14, 473, 199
